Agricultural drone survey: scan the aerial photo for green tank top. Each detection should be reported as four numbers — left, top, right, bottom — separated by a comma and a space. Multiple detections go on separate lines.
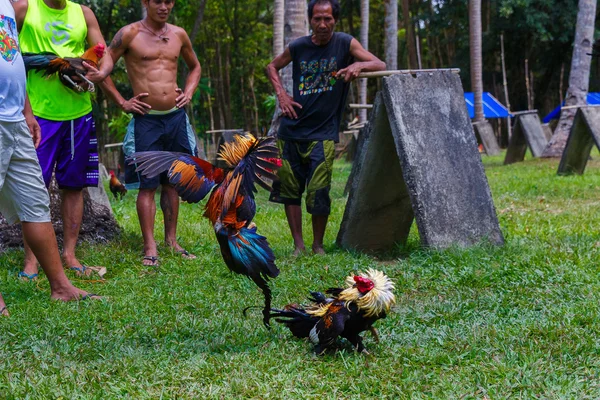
19, 0, 91, 121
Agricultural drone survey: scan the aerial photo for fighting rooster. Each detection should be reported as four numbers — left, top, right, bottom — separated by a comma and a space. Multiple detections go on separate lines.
109, 170, 127, 200
22, 43, 105, 93
128, 134, 281, 327
271, 269, 395, 355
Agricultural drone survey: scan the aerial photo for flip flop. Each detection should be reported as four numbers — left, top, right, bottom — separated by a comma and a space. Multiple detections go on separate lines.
80, 293, 102, 301
142, 256, 160, 267
0, 306, 8, 316
69, 265, 106, 278
69, 265, 89, 275
18, 271, 38, 281
175, 249, 196, 259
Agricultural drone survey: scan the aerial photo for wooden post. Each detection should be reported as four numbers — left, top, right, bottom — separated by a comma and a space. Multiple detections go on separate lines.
500, 33, 512, 140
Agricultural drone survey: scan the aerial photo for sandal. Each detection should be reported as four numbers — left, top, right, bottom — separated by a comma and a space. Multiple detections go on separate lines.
143, 256, 160, 267
18, 271, 38, 281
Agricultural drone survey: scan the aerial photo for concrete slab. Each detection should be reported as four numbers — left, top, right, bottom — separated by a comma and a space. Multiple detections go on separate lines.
337, 71, 504, 252
558, 107, 600, 175
473, 120, 501, 156
504, 111, 548, 164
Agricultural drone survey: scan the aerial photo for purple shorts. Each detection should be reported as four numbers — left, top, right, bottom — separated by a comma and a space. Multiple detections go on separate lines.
36, 112, 99, 189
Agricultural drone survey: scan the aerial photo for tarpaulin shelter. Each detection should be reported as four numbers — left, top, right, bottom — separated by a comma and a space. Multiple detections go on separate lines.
542, 93, 600, 123
464, 92, 512, 119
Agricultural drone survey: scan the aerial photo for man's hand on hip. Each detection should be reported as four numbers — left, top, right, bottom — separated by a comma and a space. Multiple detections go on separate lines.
121, 93, 152, 115
278, 92, 302, 119
175, 88, 191, 109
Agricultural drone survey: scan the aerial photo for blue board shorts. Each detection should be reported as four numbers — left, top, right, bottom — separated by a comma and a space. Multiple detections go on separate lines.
0, 119, 51, 224
123, 107, 198, 190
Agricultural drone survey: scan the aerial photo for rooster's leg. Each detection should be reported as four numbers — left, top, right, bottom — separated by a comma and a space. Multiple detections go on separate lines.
369, 327, 380, 344
76, 72, 95, 92
61, 75, 83, 92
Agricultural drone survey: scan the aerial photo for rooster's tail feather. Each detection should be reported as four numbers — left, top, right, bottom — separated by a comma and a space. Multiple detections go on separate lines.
270, 306, 317, 339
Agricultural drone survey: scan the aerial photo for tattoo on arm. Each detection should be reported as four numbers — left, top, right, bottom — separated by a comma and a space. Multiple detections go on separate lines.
110, 29, 124, 49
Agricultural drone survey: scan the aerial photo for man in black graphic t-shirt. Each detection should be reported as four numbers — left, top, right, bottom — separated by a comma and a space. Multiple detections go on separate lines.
266, 0, 385, 256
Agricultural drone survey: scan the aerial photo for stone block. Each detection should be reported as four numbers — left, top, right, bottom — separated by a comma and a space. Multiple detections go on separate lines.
504, 111, 548, 165
473, 120, 501, 155
337, 71, 504, 252
558, 106, 600, 175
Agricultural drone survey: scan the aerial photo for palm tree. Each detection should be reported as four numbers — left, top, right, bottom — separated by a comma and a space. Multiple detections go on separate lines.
273, 0, 285, 57
401, 0, 417, 69
542, 0, 597, 157
469, 0, 484, 122
359, 0, 369, 123
384, 0, 398, 71
268, 0, 308, 136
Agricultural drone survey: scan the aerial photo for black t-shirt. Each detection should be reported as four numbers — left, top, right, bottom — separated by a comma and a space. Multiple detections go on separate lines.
278, 32, 354, 143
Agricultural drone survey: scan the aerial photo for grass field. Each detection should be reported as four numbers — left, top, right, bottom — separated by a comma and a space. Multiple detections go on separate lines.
1, 151, 600, 399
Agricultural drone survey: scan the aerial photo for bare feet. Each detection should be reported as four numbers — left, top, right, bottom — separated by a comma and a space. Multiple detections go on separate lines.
50, 286, 103, 302
312, 245, 326, 255
0, 294, 8, 317
293, 246, 306, 257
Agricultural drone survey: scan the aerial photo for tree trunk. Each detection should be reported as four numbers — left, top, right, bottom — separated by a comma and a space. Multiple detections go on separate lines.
402, 0, 417, 69
267, 0, 308, 137
273, 0, 285, 56
359, 0, 369, 123
384, 0, 398, 70
469, 0, 484, 122
542, 0, 596, 157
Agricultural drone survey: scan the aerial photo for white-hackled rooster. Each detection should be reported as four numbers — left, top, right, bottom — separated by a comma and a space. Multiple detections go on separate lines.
271, 269, 395, 354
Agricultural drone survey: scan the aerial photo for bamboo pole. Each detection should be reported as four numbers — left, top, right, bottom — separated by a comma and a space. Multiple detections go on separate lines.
357, 68, 460, 78
500, 33, 512, 140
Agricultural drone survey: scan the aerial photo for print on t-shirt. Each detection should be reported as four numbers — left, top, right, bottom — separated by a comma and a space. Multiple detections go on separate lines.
298, 57, 339, 96
0, 12, 19, 63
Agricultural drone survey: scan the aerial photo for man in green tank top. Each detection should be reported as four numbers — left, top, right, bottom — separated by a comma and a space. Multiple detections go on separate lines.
14, 0, 113, 279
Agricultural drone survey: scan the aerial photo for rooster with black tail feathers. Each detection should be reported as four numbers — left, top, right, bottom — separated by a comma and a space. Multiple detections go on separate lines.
127, 133, 281, 328
271, 269, 395, 355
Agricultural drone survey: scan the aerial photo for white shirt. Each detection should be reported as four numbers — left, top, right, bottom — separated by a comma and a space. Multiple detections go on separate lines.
0, 0, 26, 122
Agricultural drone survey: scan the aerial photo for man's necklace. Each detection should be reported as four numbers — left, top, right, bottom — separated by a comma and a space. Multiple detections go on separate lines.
140, 21, 169, 42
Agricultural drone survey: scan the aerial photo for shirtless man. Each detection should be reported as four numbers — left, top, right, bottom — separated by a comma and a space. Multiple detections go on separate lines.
101, 0, 201, 267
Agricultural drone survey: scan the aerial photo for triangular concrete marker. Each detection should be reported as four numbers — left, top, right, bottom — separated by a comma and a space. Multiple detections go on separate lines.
504, 111, 548, 164
558, 107, 600, 175
473, 120, 501, 156
337, 71, 504, 252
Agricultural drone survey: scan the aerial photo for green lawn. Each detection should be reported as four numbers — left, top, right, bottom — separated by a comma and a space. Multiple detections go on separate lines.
1, 151, 600, 399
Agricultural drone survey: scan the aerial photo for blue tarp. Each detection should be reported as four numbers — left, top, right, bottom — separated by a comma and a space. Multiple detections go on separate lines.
542, 93, 600, 123
464, 92, 511, 119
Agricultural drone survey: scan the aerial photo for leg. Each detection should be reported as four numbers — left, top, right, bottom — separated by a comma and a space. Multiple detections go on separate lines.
0, 293, 8, 316
305, 141, 335, 255
285, 204, 306, 256
22, 222, 92, 301
137, 188, 159, 266
269, 139, 306, 255
20, 117, 61, 278
22, 237, 40, 279
60, 189, 86, 271
161, 185, 195, 259
311, 214, 328, 255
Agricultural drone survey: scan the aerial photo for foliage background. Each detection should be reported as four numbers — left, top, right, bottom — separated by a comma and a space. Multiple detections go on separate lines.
73, 0, 598, 155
